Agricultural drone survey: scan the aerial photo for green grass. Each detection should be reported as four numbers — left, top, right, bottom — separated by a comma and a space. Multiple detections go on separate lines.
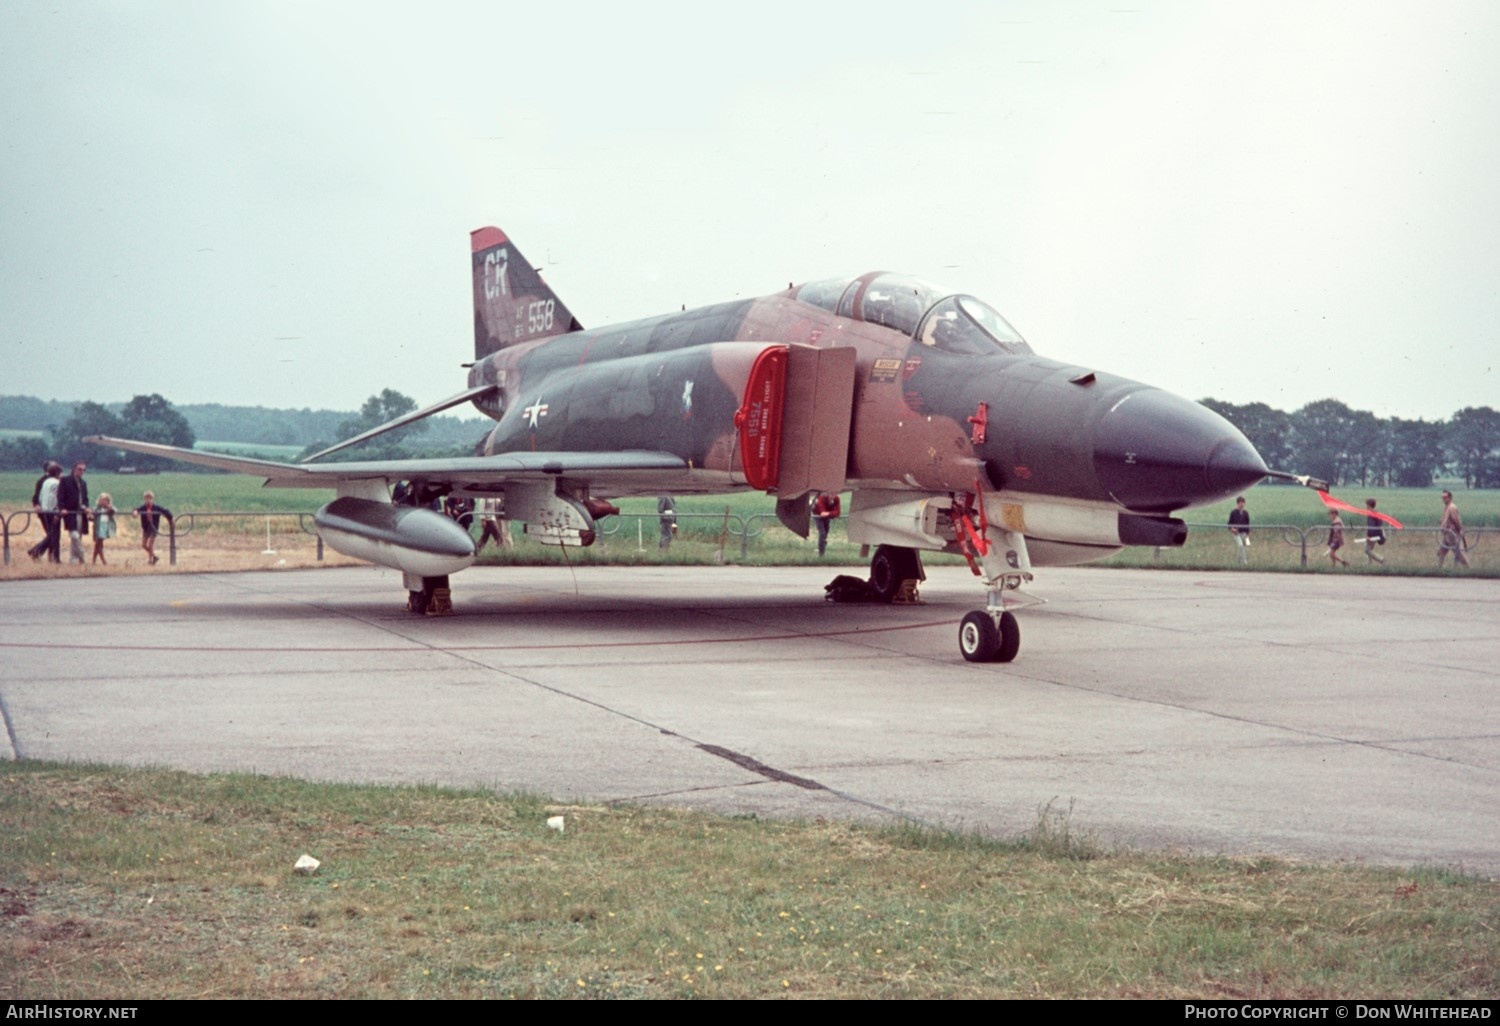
1, 762, 1494, 999
1181, 484, 1499, 530
1102, 485, 1500, 574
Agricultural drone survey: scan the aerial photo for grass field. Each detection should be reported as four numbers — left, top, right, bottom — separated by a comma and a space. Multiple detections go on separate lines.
1103, 486, 1499, 574
1, 762, 1494, 1000
4, 473, 1495, 575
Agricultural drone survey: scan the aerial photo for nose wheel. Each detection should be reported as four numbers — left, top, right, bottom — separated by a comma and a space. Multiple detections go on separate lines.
959, 610, 1020, 663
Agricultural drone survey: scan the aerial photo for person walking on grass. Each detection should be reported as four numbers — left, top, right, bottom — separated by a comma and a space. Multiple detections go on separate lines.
1363, 498, 1387, 565
26, 460, 60, 561
1326, 508, 1349, 568
1437, 490, 1470, 569
37, 463, 63, 563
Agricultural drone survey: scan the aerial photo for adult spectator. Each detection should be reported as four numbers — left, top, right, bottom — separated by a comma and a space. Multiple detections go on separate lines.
812, 492, 842, 557
26, 460, 60, 561
657, 496, 677, 551
38, 463, 63, 562
57, 461, 90, 565
1437, 490, 1470, 569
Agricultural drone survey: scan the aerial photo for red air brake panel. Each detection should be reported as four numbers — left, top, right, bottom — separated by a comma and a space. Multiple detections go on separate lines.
735, 346, 788, 490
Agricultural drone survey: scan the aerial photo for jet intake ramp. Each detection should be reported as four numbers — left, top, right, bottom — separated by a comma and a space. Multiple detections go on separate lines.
775, 343, 856, 499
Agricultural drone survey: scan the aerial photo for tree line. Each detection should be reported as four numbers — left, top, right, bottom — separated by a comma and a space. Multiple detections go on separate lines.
1200, 398, 1499, 489
4, 391, 1497, 488
0, 391, 492, 471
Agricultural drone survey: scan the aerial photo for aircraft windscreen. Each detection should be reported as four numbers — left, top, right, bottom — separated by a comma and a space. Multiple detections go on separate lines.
796, 273, 1032, 355
856, 275, 947, 336
917, 296, 1032, 356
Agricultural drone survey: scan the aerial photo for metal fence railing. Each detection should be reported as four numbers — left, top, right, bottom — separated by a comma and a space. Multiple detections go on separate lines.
1162, 522, 1493, 570
4, 508, 1492, 572
3, 510, 322, 566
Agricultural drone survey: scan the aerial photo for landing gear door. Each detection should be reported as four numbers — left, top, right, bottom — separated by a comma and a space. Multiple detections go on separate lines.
775, 343, 856, 498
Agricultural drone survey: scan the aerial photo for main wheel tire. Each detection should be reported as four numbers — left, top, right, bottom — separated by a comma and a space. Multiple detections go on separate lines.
869, 545, 920, 602
996, 610, 1020, 663
959, 610, 1001, 662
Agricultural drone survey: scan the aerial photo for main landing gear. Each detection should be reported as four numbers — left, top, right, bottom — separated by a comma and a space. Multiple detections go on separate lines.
405, 574, 453, 616
868, 544, 924, 602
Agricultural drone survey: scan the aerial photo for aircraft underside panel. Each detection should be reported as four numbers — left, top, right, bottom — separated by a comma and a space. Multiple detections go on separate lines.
847, 488, 1162, 567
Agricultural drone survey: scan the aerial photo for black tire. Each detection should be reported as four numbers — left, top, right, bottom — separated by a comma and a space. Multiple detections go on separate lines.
869, 545, 921, 602
959, 610, 1001, 662
996, 610, 1020, 663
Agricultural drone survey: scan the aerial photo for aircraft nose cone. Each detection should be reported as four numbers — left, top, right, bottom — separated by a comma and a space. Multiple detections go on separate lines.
1093, 390, 1267, 513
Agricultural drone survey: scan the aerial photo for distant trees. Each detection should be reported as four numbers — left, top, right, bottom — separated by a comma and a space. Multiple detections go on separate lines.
0, 435, 50, 473
0, 394, 196, 472
299, 389, 434, 462
1386, 418, 1448, 488
1203, 398, 1500, 488
1448, 407, 1500, 489
114, 394, 196, 472
51, 401, 126, 468
0, 389, 488, 470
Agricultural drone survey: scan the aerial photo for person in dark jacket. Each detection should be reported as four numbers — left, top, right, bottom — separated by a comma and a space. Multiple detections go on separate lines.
57, 461, 90, 565
657, 495, 677, 551
134, 491, 174, 566
1226, 495, 1250, 565
1363, 498, 1387, 565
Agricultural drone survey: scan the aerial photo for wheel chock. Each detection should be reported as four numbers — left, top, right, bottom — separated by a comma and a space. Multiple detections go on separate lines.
891, 579, 922, 604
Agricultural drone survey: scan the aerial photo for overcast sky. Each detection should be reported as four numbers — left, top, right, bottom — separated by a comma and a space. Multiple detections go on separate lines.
3, 1, 1496, 422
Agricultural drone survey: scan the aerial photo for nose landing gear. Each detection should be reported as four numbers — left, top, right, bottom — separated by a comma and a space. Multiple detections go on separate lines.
959, 609, 1020, 663
957, 525, 1040, 664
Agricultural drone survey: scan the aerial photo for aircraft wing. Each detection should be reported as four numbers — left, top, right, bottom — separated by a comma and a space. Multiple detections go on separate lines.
85, 435, 690, 490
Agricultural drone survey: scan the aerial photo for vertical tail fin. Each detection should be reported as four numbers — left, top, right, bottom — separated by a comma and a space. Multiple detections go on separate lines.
471, 226, 582, 360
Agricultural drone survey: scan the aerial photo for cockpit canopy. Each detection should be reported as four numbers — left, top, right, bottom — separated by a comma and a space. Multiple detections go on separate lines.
794, 272, 1033, 356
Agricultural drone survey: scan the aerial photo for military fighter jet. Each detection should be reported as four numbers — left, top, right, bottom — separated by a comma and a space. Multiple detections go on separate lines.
92, 225, 1273, 663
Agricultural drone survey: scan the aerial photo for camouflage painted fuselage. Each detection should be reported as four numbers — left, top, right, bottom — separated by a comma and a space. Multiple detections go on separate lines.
467, 257, 1266, 520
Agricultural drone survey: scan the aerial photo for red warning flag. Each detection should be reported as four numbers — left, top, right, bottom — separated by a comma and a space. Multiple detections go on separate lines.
1317, 491, 1404, 529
